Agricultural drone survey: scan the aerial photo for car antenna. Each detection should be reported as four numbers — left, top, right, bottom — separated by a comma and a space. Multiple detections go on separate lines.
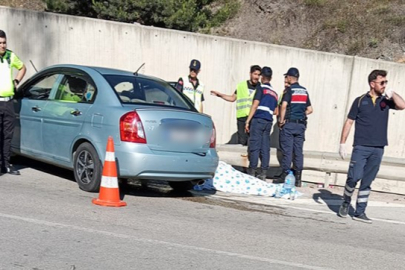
30, 60, 38, 73
133, 63, 145, 76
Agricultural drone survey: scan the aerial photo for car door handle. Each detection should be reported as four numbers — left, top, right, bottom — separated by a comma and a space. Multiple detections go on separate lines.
70, 109, 82, 116
31, 106, 41, 112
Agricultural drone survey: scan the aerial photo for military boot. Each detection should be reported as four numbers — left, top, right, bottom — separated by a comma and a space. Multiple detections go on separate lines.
258, 169, 268, 181
295, 170, 302, 187
273, 171, 288, 184
247, 167, 256, 177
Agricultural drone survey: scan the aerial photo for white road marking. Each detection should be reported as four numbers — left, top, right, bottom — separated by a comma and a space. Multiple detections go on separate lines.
0, 212, 331, 270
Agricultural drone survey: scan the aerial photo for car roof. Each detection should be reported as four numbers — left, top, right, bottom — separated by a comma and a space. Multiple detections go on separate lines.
43, 64, 165, 82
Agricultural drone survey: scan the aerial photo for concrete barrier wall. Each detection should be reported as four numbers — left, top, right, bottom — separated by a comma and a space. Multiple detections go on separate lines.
1, 7, 405, 159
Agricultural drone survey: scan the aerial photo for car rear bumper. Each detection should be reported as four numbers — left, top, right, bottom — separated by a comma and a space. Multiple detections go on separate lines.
114, 144, 219, 181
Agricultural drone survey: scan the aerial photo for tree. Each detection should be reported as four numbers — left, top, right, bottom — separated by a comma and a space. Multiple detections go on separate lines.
43, 0, 96, 17
43, 0, 240, 32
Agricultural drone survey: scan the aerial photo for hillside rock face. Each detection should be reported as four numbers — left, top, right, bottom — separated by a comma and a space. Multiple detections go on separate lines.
0, 0, 44, 11
212, 0, 405, 62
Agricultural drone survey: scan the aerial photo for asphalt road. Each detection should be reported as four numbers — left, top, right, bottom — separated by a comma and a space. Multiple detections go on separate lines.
1, 157, 405, 270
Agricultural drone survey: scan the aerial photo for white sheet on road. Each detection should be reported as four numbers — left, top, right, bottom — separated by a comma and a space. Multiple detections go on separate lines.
194, 161, 300, 199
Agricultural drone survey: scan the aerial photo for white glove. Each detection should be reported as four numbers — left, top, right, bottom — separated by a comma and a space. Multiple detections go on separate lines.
339, 144, 346, 160
384, 88, 394, 99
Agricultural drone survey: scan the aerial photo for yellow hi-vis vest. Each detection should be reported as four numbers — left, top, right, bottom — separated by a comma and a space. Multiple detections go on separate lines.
182, 76, 204, 113
0, 49, 23, 97
236, 81, 255, 118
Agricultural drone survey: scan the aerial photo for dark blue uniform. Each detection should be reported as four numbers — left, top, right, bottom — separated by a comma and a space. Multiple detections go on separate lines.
248, 83, 278, 171
343, 93, 395, 216
280, 82, 311, 173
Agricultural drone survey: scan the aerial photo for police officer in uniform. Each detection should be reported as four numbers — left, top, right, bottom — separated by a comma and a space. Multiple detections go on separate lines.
275, 75, 292, 175
211, 65, 261, 146
275, 68, 313, 186
175, 59, 204, 113
338, 70, 405, 223
244, 67, 278, 180
0, 30, 26, 175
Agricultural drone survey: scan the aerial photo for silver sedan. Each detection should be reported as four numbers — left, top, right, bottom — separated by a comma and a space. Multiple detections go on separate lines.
12, 65, 218, 192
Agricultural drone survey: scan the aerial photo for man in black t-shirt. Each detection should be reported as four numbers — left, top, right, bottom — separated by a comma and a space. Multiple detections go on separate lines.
338, 69, 405, 223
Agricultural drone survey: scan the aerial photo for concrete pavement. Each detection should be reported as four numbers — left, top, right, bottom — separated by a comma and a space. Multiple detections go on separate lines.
0, 158, 405, 269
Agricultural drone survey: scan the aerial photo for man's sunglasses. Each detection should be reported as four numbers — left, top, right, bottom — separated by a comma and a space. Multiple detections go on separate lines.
374, 80, 388, 86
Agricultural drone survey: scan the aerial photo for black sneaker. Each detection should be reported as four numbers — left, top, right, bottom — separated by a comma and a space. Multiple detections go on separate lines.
1, 165, 20, 176
338, 202, 350, 218
353, 213, 372, 224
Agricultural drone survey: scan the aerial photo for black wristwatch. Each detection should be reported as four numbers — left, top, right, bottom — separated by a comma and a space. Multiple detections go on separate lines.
14, 79, 20, 85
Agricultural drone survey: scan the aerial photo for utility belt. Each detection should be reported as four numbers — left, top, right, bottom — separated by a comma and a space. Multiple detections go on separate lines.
286, 118, 307, 125
0, 96, 13, 102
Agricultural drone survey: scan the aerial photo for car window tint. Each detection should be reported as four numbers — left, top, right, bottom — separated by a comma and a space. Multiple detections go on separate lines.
55, 75, 94, 103
104, 75, 192, 109
25, 74, 59, 100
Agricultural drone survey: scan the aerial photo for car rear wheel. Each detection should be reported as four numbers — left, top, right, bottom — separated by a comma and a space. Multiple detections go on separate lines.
74, 142, 102, 192
168, 181, 195, 192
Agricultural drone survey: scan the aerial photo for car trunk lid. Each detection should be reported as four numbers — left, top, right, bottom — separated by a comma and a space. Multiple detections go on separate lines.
123, 106, 214, 154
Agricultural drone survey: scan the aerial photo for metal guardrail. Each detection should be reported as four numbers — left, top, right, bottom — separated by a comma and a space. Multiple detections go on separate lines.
217, 144, 405, 182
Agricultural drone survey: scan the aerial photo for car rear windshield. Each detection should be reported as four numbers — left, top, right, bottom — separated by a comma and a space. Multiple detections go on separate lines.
104, 75, 193, 110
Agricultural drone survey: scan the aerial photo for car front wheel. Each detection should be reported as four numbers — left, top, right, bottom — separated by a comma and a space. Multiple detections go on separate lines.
74, 142, 102, 192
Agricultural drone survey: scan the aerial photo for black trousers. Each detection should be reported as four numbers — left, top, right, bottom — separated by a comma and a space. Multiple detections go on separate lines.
0, 100, 15, 169
236, 116, 249, 146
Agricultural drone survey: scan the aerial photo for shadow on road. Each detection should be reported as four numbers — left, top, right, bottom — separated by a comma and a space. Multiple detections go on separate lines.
120, 180, 216, 200
11, 156, 213, 200
312, 189, 355, 216
11, 156, 75, 181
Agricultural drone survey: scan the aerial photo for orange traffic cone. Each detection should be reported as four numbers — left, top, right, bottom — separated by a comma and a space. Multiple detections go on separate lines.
92, 136, 127, 207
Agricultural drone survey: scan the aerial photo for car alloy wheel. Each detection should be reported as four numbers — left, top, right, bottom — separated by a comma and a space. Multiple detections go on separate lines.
74, 142, 102, 192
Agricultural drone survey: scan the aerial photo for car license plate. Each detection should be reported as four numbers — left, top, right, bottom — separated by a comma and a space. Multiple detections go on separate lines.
170, 129, 196, 142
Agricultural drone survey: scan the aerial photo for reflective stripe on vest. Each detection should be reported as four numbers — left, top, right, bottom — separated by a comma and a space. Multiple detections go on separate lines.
254, 84, 278, 121
257, 106, 273, 115
286, 83, 309, 120
0, 50, 14, 97
236, 81, 255, 118
182, 76, 203, 112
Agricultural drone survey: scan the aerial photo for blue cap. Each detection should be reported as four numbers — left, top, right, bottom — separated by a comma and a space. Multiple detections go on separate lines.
261, 66, 273, 77
189, 59, 201, 70
284, 67, 299, 78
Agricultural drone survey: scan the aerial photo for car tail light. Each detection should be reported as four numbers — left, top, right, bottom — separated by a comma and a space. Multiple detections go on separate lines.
120, 111, 147, 143
210, 122, 216, 148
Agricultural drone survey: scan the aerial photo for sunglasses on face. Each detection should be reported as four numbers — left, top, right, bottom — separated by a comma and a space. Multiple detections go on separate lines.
374, 80, 388, 86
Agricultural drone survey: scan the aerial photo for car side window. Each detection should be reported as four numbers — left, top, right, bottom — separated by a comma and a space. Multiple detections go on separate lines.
24, 74, 60, 100
55, 75, 95, 103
